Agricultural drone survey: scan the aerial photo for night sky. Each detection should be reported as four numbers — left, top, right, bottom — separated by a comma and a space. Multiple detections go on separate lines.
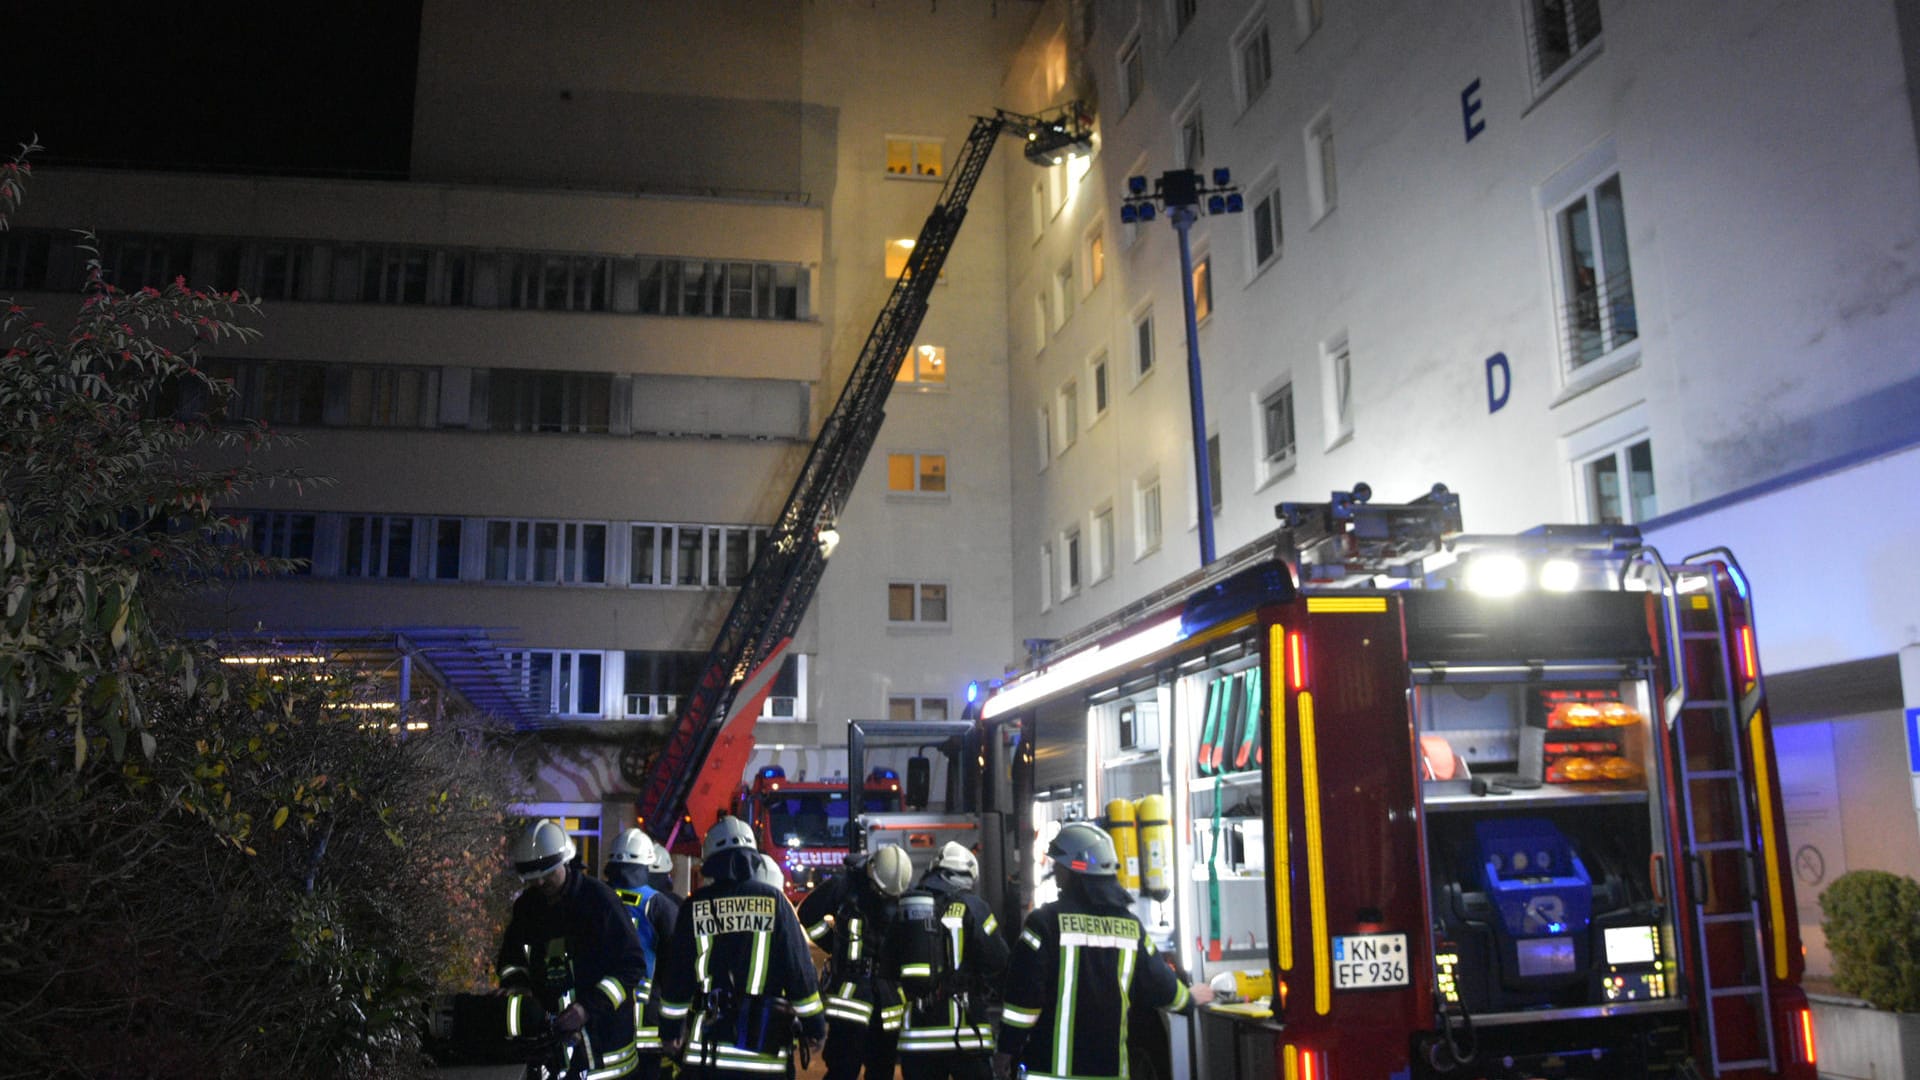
6, 0, 422, 177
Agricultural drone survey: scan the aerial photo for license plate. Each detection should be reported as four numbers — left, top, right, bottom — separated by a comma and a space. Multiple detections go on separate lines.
1331, 933, 1409, 990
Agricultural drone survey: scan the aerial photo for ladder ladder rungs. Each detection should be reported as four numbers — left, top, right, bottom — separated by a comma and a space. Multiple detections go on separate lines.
1716, 1059, 1772, 1071
1708, 985, 1766, 999
1680, 630, 1724, 641
1692, 840, 1749, 852
1701, 911, 1758, 925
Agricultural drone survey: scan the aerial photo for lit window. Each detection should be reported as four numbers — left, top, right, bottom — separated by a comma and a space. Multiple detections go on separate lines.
1527, 0, 1601, 88
1581, 438, 1656, 525
1192, 255, 1213, 322
887, 452, 948, 495
885, 237, 916, 279
898, 344, 948, 386
885, 137, 944, 177
1262, 382, 1297, 473
889, 696, 950, 721
1553, 174, 1637, 370
1237, 21, 1273, 108
1086, 226, 1107, 288
888, 582, 949, 624
1307, 112, 1337, 220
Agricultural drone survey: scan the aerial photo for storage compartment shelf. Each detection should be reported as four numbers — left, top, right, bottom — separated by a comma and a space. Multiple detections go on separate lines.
1423, 781, 1649, 813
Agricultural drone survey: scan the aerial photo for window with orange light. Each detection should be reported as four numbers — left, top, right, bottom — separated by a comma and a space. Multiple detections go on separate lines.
898, 344, 948, 386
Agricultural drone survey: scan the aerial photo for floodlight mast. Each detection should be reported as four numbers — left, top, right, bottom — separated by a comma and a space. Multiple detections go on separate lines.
619, 102, 1094, 851
1121, 167, 1244, 567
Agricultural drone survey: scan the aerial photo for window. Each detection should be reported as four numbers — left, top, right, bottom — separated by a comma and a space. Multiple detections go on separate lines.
888, 696, 951, 722
888, 582, 949, 625
431, 518, 464, 580
1176, 105, 1206, 169
101, 234, 194, 291
1039, 541, 1054, 611
885, 137, 944, 178
485, 520, 607, 584
342, 514, 414, 579
885, 238, 918, 280
1136, 473, 1163, 557
246, 511, 317, 573
629, 523, 766, 588
1527, 0, 1602, 87
622, 650, 704, 719
1085, 225, 1106, 289
1134, 308, 1155, 378
1032, 181, 1047, 239
1192, 254, 1213, 322
1060, 526, 1083, 599
1294, 0, 1324, 41
359, 245, 433, 304
1581, 438, 1656, 525
1059, 380, 1080, 451
887, 452, 948, 495
1206, 433, 1224, 515
510, 649, 604, 716
1048, 162, 1069, 219
1090, 352, 1110, 418
1054, 261, 1074, 328
346, 366, 439, 428
487, 370, 612, 434
1091, 504, 1116, 583
0, 229, 52, 291
634, 256, 804, 319
1323, 336, 1353, 444
1262, 382, 1297, 472
1120, 35, 1145, 112
1307, 112, 1337, 220
506, 253, 610, 312
1250, 182, 1283, 269
1554, 174, 1637, 370
1172, 0, 1198, 37
898, 344, 948, 387
1037, 407, 1053, 469
1235, 21, 1273, 109
1034, 292, 1051, 351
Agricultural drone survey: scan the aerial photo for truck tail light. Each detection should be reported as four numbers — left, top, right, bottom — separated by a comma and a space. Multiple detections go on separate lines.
1790, 1003, 1817, 1066
1736, 624, 1758, 687
1287, 631, 1309, 690
1291, 1045, 1328, 1080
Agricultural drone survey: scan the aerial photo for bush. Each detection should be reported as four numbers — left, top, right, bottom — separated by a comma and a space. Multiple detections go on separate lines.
1821, 869, 1920, 1012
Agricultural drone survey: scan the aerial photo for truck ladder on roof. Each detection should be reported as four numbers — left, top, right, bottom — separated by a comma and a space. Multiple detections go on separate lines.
620, 104, 1093, 848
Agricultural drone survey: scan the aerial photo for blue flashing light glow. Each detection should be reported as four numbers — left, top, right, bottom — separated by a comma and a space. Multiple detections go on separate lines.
1726, 563, 1749, 600
1138, 203, 1157, 222
966, 680, 980, 704
759, 765, 787, 780
1128, 175, 1148, 195
1120, 204, 1138, 224
1207, 194, 1226, 215
1226, 193, 1244, 213
1211, 167, 1231, 186
870, 767, 899, 781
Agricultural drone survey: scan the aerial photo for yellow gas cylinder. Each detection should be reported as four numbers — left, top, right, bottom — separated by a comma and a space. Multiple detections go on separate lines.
1106, 798, 1141, 893
1136, 793, 1173, 902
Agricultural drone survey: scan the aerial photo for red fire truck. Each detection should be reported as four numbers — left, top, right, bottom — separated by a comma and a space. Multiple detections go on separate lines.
972, 486, 1816, 1080
735, 765, 904, 900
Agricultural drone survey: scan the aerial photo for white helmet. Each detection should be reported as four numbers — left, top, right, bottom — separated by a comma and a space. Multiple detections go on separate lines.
867, 844, 914, 898
933, 841, 979, 886
608, 827, 657, 868
648, 840, 674, 875
511, 819, 576, 882
702, 815, 757, 861
752, 853, 787, 891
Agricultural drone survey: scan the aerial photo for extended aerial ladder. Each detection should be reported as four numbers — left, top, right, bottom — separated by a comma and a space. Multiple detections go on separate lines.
619, 103, 1095, 849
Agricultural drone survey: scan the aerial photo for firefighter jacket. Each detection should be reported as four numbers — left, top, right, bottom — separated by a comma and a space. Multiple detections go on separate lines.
496, 870, 649, 1079
881, 878, 1009, 1055
797, 868, 901, 1030
656, 876, 826, 1075
613, 882, 682, 1053
996, 896, 1192, 1080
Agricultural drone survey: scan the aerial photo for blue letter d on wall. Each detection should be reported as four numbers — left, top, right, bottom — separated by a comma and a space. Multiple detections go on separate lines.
1485, 352, 1510, 413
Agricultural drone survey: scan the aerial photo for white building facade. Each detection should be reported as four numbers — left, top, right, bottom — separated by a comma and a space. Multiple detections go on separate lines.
997, 0, 1920, 972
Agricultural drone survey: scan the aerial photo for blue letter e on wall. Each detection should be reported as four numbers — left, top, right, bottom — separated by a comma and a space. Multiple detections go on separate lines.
1486, 352, 1511, 413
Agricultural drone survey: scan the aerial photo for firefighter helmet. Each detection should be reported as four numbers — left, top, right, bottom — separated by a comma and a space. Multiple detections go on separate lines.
933, 841, 979, 885
511, 819, 576, 881
1047, 822, 1120, 877
607, 827, 656, 868
752, 852, 787, 891
867, 844, 913, 897
648, 838, 674, 874
702, 815, 757, 861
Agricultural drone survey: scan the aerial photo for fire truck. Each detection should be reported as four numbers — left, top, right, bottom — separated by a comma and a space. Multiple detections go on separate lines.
965, 485, 1816, 1080
734, 764, 904, 899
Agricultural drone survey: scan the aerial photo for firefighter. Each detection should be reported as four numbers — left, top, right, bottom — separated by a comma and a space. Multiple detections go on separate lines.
993, 823, 1207, 1080
797, 845, 912, 1080
607, 828, 682, 1080
655, 816, 826, 1079
496, 819, 648, 1080
884, 842, 1010, 1080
